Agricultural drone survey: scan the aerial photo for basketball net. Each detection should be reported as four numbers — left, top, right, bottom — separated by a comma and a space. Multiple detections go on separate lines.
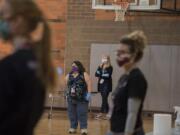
113, 0, 129, 21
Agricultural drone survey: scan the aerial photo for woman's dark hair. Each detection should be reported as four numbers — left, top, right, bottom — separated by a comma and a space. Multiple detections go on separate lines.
120, 30, 147, 63
72, 61, 86, 73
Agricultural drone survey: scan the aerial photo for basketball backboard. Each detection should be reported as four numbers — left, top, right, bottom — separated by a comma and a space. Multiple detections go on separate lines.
92, 0, 161, 10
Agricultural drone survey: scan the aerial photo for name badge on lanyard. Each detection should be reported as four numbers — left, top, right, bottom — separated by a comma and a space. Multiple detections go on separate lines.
100, 79, 104, 84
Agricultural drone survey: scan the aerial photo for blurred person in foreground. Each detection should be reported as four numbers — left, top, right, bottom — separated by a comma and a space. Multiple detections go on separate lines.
0, 0, 57, 135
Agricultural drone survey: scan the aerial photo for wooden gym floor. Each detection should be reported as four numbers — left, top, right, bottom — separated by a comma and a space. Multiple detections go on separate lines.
35, 110, 153, 135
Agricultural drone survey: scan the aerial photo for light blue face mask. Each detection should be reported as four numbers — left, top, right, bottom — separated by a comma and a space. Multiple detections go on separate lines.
0, 20, 11, 41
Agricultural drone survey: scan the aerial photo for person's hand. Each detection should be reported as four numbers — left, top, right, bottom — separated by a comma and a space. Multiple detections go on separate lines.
85, 92, 91, 101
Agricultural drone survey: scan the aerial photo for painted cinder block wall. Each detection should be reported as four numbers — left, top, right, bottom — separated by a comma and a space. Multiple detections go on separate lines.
66, 0, 180, 73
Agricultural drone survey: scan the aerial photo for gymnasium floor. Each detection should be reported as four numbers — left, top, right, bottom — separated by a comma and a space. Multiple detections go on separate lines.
35, 111, 153, 135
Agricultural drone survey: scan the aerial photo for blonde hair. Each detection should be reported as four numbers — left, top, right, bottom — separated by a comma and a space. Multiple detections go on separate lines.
106, 55, 111, 67
102, 55, 111, 67
7, 0, 57, 90
120, 30, 147, 62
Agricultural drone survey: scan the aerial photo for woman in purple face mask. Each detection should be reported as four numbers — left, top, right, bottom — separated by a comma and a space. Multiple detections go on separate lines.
65, 61, 92, 135
108, 31, 148, 135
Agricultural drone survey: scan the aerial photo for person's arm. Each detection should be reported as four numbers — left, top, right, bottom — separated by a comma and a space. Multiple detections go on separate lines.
101, 66, 113, 79
125, 73, 147, 135
84, 72, 92, 93
124, 98, 141, 135
95, 66, 102, 77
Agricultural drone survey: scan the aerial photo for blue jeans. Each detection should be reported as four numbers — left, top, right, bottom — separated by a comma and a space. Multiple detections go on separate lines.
67, 99, 88, 129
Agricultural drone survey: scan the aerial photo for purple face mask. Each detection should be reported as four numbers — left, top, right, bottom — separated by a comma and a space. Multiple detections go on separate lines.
72, 66, 79, 72
116, 57, 130, 67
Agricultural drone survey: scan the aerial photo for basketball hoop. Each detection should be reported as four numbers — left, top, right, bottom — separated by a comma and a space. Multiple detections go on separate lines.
113, 1, 129, 21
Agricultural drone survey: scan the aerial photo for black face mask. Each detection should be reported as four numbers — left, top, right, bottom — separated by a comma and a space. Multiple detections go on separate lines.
0, 20, 11, 41
116, 57, 130, 67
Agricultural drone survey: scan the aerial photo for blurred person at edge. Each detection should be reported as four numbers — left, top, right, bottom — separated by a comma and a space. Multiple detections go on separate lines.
0, 0, 57, 135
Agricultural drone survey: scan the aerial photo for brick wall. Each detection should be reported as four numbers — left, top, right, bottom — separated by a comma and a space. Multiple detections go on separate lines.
1, 0, 179, 73
0, 0, 67, 68
66, 0, 180, 73
36, 0, 67, 68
